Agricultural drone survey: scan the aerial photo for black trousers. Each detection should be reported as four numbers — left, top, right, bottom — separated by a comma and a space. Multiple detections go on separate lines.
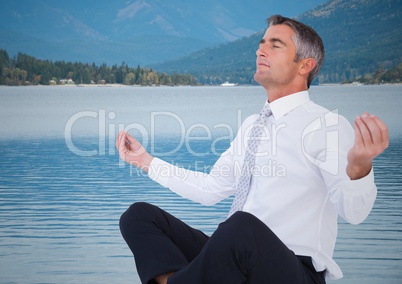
120, 202, 326, 284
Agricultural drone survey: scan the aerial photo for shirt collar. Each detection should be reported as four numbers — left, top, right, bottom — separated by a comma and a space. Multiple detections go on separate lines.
266, 91, 310, 120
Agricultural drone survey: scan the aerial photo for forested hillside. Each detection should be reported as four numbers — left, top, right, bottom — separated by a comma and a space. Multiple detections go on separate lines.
152, 0, 402, 85
298, 0, 401, 83
1, 0, 400, 86
0, 49, 197, 86
0, 0, 326, 66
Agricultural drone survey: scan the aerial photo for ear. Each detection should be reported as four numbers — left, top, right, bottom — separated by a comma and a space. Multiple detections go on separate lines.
299, 58, 316, 76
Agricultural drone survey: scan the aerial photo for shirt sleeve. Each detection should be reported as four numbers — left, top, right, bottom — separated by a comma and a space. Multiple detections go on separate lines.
338, 168, 377, 224
148, 137, 239, 206
314, 114, 377, 224
147, 115, 258, 206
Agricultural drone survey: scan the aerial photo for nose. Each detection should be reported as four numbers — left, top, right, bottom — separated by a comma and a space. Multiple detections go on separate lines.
256, 45, 266, 58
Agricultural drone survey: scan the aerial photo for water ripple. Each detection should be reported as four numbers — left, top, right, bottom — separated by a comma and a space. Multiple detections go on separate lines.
1, 137, 401, 283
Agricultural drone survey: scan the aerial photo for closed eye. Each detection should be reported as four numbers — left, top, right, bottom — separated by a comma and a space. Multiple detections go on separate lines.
270, 38, 286, 48
259, 38, 286, 49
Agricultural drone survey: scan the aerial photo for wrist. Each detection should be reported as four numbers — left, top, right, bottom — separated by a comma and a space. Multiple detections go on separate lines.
346, 162, 372, 180
140, 154, 154, 173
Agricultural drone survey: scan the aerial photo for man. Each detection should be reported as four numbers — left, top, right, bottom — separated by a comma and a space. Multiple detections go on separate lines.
116, 15, 389, 284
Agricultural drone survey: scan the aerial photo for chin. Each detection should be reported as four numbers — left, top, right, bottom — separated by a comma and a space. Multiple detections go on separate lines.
253, 73, 264, 85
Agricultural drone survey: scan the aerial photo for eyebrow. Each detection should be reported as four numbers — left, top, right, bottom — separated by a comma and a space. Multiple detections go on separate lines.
259, 38, 287, 46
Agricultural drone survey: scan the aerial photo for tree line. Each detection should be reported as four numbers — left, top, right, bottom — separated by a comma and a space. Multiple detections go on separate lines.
0, 49, 197, 86
1, 48, 400, 87
350, 63, 402, 85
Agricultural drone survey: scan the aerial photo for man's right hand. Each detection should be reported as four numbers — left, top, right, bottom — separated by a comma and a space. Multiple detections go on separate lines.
116, 130, 154, 172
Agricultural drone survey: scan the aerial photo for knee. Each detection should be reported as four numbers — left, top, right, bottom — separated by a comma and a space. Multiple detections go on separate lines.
203, 212, 262, 260
214, 211, 248, 236
124, 201, 153, 215
218, 211, 267, 242
226, 211, 262, 230
119, 202, 153, 233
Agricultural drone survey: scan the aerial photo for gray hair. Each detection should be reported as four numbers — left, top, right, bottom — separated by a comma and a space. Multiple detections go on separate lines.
267, 15, 324, 88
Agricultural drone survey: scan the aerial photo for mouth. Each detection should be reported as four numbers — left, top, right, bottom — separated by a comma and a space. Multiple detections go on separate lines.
256, 60, 269, 68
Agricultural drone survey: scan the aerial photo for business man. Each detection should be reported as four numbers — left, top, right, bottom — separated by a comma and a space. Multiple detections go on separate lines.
117, 15, 389, 284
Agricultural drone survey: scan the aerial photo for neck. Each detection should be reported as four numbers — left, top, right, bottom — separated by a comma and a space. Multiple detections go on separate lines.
265, 86, 308, 103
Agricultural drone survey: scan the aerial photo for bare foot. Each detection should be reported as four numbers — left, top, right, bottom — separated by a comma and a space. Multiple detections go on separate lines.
155, 271, 175, 284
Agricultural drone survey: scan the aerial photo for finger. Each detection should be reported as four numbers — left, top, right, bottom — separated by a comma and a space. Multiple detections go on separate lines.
354, 115, 372, 147
360, 114, 382, 145
119, 131, 127, 153
124, 131, 135, 144
358, 114, 390, 159
353, 116, 364, 148
371, 115, 389, 147
116, 130, 125, 149
361, 114, 389, 148
124, 132, 142, 152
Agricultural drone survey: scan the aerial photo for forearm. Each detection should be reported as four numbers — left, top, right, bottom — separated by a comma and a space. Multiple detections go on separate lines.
148, 157, 236, 206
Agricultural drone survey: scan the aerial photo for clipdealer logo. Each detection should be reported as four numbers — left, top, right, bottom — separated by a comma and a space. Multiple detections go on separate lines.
301, 109, 340, 175
64, 108, 341, 175
64, 109, 239, 159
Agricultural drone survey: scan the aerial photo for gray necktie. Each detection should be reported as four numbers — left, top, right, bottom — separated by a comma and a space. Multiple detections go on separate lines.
228, 104, 272, 217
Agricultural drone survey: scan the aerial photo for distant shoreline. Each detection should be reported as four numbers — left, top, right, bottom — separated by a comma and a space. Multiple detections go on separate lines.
0, 83, 182, 88
0, 82, 401, 88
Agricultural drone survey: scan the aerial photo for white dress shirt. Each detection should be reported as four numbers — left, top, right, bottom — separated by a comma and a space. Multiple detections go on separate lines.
148, 91, 377, 280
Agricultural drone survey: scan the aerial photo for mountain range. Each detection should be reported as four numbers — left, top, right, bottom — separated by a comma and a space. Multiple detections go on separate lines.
152, 0, 402, 84
0, 0, 326, 66
1, 0, 401, 85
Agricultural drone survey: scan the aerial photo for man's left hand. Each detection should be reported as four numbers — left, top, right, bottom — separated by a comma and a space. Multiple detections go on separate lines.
347, 113, 389, 180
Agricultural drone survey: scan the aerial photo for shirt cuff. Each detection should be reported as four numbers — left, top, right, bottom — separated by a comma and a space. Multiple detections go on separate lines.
341, 167, 377, 224
148, 157, 174, 188
343, 167, 375, 197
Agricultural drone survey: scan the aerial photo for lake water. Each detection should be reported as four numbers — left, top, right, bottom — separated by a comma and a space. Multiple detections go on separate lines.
0, 85, 401, 283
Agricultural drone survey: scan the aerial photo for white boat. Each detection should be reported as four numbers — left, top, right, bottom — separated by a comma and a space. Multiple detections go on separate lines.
220, 81, 238, 87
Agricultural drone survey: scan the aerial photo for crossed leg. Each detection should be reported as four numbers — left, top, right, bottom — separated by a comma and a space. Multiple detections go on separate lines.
120, 202, 325, 284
